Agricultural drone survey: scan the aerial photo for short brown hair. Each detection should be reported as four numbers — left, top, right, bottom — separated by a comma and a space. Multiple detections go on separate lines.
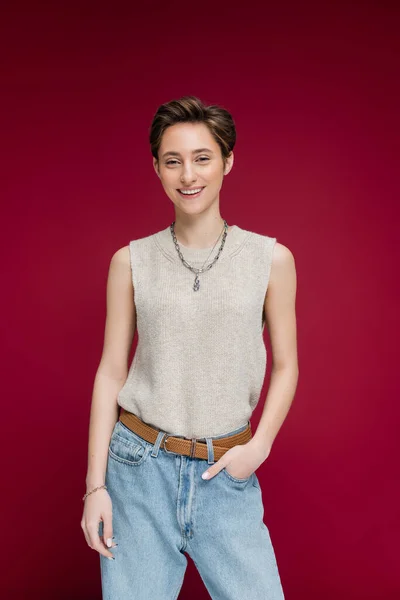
149, 95, 236, 165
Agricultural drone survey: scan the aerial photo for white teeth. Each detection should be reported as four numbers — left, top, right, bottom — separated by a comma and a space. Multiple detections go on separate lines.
179, 188, 203, 195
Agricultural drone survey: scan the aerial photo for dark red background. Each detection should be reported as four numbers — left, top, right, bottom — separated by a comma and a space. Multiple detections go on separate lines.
1, 2, 399, 599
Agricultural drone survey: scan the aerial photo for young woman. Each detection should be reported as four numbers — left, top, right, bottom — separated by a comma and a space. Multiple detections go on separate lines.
81, 95, 298, 599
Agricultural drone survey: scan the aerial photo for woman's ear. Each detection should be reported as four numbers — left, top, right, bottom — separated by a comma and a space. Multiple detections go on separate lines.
224, 151, 234, 176
153, 157, 161, 178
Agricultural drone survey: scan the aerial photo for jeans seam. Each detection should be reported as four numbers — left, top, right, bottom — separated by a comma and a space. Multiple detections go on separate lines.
171, 573, 185, 600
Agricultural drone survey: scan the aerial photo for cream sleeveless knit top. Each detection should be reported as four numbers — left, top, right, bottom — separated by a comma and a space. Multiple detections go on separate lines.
116, 224, 277, 438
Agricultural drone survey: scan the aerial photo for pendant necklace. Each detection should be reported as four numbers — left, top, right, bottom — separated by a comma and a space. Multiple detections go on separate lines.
170, 220, 229, 291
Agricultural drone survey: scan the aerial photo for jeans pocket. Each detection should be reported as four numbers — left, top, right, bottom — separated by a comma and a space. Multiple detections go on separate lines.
222, 466, 253, 484
108, 421, 150, 467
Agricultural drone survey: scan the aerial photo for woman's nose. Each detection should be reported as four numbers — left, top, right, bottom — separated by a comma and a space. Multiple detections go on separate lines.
180, 163, 197, 184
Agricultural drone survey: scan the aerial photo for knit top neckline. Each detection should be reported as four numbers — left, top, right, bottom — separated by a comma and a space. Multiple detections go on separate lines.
153, 224, 249, 264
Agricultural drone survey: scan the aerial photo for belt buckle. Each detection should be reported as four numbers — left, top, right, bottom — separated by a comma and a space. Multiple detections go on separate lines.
162, 433, 171, 452
162, 433, 198, 458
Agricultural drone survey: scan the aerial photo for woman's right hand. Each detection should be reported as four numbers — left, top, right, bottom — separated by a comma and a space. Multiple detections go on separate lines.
81, 487, 116, 559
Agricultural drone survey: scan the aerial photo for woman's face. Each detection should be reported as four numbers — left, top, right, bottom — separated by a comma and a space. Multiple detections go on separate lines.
153, 122, 234, 216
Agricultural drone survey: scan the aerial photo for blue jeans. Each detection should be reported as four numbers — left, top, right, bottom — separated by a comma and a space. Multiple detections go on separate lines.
99, 417, 285, 599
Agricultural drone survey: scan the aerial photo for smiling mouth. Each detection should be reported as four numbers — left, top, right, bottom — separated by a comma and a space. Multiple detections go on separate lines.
177, 187, 205, 197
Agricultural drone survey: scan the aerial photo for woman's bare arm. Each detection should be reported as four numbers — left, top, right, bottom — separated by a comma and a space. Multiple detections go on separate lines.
85, 245, 136, 491
251, 241, 299, 452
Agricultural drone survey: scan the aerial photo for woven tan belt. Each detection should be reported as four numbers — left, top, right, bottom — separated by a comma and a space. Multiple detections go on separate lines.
119, 408, 252, 461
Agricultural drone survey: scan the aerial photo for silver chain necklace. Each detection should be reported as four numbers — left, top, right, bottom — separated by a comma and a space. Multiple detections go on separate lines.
170, 220, 229, 291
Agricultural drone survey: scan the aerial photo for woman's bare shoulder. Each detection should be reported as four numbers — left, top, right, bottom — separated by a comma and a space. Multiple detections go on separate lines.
106, 246, 132, 290
272, 241, 295, 266
269, 241, 297, 287
109, 245, 130, 267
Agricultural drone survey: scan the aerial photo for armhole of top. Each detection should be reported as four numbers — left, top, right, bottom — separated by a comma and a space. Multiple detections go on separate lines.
128, 241, 137, 296
266, 237, 277, 291
262, 237, 277, 327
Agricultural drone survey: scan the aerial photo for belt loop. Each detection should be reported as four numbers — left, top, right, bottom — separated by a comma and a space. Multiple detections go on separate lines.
190, 438, 197, 458
205, 438, 215, 465
151, 430, 167, 458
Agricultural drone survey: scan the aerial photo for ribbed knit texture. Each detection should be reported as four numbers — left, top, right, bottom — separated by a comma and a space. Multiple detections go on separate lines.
116, 224, 277, 438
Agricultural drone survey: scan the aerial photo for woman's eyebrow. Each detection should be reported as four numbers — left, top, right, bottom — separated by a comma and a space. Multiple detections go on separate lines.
162, 148, 214, 158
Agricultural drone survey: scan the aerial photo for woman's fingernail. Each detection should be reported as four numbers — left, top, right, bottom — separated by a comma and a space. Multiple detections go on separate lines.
106, 538, 112, 547
107, 556, 115, 560
202, 471, 210, 479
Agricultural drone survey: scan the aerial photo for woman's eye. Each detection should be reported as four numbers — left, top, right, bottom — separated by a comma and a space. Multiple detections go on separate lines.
165, 157, 209, 166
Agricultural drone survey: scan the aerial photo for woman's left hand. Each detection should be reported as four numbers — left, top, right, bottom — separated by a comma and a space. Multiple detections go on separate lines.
201, 439, 271, 480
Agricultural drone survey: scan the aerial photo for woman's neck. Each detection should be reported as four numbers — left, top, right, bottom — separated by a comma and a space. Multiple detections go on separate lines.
172, 218, 232, 250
